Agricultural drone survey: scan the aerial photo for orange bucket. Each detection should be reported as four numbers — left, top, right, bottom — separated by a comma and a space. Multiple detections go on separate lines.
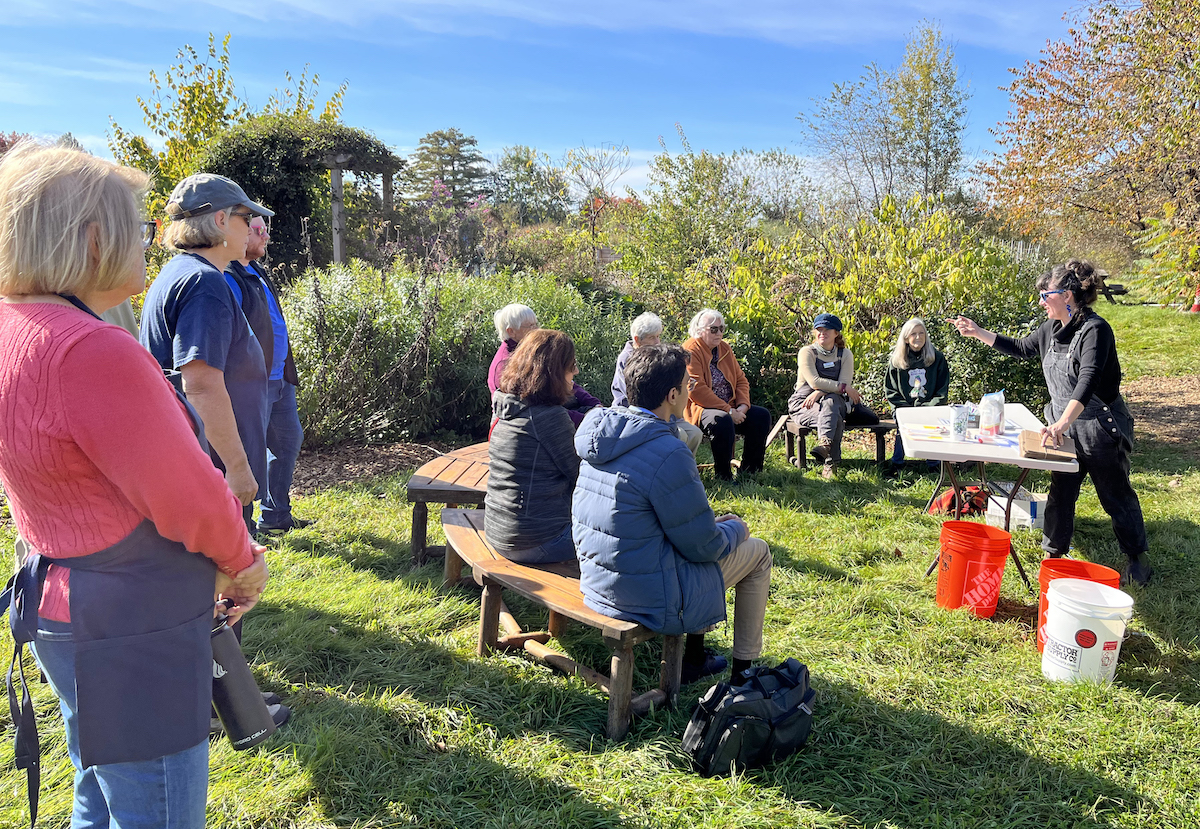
936, 522, 1011, 618
1036, 559, 1120, 652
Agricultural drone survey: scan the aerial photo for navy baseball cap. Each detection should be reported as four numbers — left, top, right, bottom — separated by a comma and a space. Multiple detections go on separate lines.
813, 313, 843, 331
166, 174, 274, 220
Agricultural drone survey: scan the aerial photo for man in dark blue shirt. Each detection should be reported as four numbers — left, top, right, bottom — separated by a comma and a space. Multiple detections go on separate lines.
227, 216, 309, 535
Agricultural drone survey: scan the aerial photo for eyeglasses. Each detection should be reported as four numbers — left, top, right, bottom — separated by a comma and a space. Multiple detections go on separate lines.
707, 325, 726, 334
140, 221, 157, 249
228, 210, 254, 226
1039, 290, 1066, 301
687, 377, 698, 391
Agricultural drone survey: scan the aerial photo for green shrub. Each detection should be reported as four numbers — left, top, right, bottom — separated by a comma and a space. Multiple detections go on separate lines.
725, 195, 1048, 417
284, 265, 630, 445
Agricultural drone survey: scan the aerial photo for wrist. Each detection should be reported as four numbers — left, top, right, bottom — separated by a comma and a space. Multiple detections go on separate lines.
838, 383, 847, 394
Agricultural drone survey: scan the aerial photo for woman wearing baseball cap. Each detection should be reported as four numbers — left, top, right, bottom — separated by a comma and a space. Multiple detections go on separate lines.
786, 313, 880, 479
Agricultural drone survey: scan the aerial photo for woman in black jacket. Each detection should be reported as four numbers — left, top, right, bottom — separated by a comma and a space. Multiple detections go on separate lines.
485, 328, 581, 563
948, 260, 1152, 586
883, 317, 949, 476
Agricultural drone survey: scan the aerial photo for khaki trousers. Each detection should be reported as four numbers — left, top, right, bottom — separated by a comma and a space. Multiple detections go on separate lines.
717, 536, 772, 660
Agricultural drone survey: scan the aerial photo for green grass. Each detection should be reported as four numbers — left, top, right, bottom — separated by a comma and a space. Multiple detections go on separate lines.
1100, 302, 1200, 380
3, 305, 1200, 828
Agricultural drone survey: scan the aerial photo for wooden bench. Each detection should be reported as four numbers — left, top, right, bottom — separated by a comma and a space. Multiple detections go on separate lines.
765, 414, 897, 468
406, 442, 490, 566
441, 509, 684, 741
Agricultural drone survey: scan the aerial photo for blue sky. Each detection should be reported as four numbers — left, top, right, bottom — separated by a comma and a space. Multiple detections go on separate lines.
1, 1, 1076, 190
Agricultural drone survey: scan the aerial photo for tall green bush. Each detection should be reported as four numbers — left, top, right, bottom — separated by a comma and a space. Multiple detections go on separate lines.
726, 195, 1048, 416
284, 266, 630, 445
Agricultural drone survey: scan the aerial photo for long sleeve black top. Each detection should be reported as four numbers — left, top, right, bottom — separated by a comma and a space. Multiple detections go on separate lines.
992, 310, 1122, 407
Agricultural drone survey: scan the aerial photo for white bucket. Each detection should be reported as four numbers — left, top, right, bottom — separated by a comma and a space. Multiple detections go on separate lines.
1041, 578, 1134, 684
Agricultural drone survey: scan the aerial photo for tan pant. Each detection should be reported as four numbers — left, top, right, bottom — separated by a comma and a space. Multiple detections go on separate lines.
717, 536, 772, 660
671, 419, 704, 455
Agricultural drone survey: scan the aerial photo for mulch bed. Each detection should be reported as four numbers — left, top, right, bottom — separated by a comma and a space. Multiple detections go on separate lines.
290, 440, 452, 496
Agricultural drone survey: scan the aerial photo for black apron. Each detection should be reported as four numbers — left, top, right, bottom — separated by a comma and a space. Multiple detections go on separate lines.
1042, 314, 1135, 453
788, 346, 845, 415
5, 295, 221, 824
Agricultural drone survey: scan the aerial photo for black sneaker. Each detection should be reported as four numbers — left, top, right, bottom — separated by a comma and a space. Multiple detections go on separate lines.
262, 690, 281, 706
1121, 553, 1154, 587
882, 463, 903, 479
681, 650, 729, 684
269, 703, 291, 728
256, 517, 314, 536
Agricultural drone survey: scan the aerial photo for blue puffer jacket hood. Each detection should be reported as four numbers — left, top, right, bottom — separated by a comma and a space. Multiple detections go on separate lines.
572, 406, 743, 635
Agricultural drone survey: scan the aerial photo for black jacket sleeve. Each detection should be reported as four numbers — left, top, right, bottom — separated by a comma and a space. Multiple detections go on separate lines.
992, 322, 1050, 361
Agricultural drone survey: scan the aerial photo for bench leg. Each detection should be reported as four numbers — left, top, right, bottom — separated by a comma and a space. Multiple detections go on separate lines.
443, 540, 464, 588
786, 429, 797, 468
478, 577, 502, 657
875, 431, 887, 465
548, 610, 567, 640
411, 502, 428, 567
797, 431, 808, 469
607, 646, 635, 741
659, 635, 684, 709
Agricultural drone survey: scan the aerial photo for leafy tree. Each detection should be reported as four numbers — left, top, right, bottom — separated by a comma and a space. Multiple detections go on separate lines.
261, 65, 347, 123
614, 127, 757, 324
487, 145, 570, 225
734, 148, 815, 224
405, 128, 489, 208
892, 23, 969, 199
798, 21, 967, 210
984, 0, 1200, 300
109, 33, 248, 217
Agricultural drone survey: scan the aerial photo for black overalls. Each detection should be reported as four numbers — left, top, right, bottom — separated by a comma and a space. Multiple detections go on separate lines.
787, 346, 878, 461
1041, 315, 1148, 560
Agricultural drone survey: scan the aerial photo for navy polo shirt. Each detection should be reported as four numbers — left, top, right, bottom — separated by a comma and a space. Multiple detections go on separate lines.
140, 252, 269, 487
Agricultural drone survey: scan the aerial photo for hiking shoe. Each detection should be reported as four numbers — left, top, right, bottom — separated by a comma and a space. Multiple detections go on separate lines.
821, 460, 837, 480
1121, 553, 1154, 587
681, 650, 729, 684
810, 443, 831, 464
256, 517, 314, 536
269, 703, 291, 729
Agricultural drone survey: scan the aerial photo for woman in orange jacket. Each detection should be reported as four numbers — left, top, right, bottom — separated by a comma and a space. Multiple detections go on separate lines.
682, 309, 771, 481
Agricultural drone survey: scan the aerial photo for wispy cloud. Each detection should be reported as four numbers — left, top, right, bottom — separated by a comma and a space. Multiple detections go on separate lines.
0, 56, 155, 86
5, 0, 1072, 54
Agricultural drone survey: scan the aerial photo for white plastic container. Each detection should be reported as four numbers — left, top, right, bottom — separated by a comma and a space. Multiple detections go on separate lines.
1041, 578, 1134, 684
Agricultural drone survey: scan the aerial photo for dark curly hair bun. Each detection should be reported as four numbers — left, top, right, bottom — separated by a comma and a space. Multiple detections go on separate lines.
1047, 258, 1099, 307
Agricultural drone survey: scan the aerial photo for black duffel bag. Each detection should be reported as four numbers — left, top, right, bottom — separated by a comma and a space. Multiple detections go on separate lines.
681, 658, 815, 776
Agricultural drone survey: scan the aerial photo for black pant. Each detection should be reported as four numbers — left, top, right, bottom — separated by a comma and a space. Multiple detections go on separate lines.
1041, 418, 1147, 560
699, 405, 771, 479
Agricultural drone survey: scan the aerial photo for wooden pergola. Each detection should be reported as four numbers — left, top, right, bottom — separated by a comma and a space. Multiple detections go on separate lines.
322, 151, 404, 264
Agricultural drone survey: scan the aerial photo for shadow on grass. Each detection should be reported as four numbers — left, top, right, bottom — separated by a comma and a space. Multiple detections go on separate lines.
1130, 436, 1200, 476
748, 676, 1159, 828
246, 595, 1162, 828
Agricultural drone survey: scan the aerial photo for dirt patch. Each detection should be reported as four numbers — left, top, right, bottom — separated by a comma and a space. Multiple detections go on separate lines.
290, 440, 453, 495
1124, 374, 1200, 452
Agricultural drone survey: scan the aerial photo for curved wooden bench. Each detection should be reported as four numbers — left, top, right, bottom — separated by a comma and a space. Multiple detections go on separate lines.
441, 508, 684, 740
766, 414, 896, 468
406, 442, 490, 566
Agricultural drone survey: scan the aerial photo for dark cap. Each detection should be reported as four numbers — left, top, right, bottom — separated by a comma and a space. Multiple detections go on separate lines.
165, 174, 274, 220
813, 312, 843, 331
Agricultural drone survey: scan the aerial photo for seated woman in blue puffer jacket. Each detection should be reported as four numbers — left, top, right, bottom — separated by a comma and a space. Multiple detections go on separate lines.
572, 344, 773, 684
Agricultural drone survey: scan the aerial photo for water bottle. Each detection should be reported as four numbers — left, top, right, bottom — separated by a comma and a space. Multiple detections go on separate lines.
211, 617, 276, 749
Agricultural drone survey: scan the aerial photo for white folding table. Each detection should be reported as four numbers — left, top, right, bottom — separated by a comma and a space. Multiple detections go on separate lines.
895, 403, 1079, 590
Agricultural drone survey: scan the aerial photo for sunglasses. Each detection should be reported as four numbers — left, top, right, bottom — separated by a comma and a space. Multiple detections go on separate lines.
707, 325, 726, 334
1039, 289, 1067, 301
250, 223, 270, 237
140, 221, 157, 249
228, 210, 255, 226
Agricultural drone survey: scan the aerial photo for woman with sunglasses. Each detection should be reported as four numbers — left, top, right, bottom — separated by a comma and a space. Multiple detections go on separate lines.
948, 259, 1152, 587
140, 174, 275, 535
0, 145, 267, 828
682, 308, 771, 481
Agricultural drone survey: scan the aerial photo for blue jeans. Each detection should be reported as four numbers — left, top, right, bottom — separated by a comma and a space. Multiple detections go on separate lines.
29, 619, 209, 829
258, 379, 304, 529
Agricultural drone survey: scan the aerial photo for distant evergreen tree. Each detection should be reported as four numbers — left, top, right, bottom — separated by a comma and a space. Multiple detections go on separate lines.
406, 128, 489, 208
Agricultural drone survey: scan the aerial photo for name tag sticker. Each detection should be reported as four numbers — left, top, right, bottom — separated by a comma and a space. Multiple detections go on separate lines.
823, 362, 835, 368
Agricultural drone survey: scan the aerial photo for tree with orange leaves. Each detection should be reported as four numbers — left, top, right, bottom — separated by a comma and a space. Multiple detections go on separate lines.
985, 0, 1200, 297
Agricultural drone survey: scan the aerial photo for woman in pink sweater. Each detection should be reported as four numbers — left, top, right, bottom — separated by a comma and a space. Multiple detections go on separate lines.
0, 144, 268, 829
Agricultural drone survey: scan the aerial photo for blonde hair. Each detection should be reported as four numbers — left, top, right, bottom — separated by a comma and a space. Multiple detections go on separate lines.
163, 210, 226, 251
0, 142, 149, 296
890, 317, 935, 369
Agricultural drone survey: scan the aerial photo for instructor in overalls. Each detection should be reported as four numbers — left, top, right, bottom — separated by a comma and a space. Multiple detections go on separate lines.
948, 259, 1153, 587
